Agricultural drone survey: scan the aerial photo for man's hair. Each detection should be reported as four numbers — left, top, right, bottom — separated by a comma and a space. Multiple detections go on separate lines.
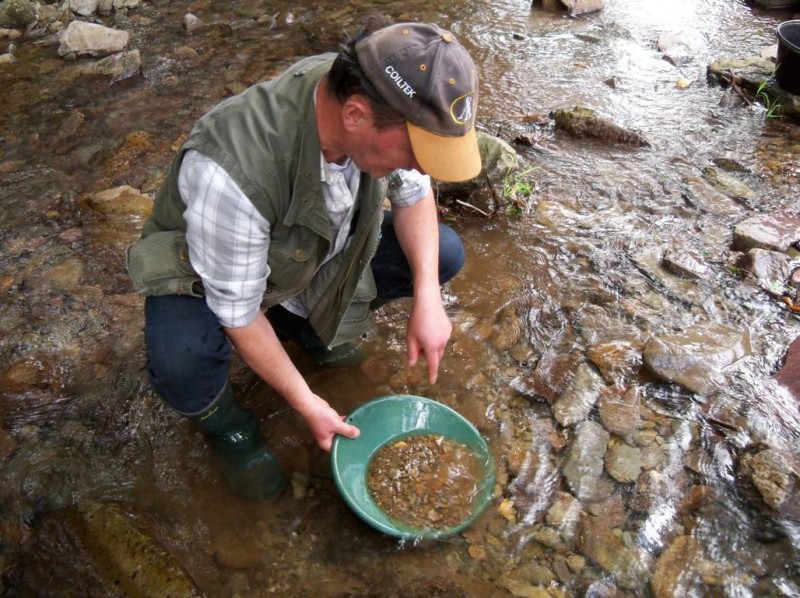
328, 13, 406, 130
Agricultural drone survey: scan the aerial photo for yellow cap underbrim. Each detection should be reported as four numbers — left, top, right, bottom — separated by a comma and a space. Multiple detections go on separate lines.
407, 123, 482, 183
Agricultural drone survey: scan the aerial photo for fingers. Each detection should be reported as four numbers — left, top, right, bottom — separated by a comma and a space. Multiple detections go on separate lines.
407, 336, 420, 368
336, 417, 360, 440
320, 436, 333, 452
427, 347, 443, 384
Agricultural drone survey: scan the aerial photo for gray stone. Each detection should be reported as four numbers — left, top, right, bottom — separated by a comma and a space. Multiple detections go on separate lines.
58, 21, 129, 57
76, 49, 141, 83
682, 176, 745, 217
553, 362, 606, 426
733, 212, 800, 253
560, 0, 605, 15
736, 248, 790, 296
598, 385, 641, 437
662, 249, 710, 280
563, 420, 609, 502
184, 13, 204, 34
605, 441, 642, 483
702, 167, 757, 205
70, 0, 100, 16
642, 325, 752, 395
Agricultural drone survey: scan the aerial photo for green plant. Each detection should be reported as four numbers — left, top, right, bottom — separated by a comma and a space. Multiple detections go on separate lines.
755, 80, 783, 119
500, 166, 538, 218
727, 264, 744, 278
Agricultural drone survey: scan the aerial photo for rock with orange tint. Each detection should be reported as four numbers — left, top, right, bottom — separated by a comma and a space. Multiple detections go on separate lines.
83, 185, 152, 218
774, 336, 800, 401
1, 355, 60, 394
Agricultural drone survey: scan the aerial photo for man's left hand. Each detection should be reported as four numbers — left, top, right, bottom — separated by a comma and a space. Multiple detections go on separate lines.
407, 287, 452, 384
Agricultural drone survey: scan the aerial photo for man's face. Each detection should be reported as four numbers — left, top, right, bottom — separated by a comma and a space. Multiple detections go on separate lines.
346, 116, 423, 178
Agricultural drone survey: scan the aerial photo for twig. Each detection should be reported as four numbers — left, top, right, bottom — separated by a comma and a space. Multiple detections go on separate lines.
455, 199, 491, 217
484, 172, 502, 206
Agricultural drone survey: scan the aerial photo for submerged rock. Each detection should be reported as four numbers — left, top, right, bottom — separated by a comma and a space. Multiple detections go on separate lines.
681, 176, 746, 217
527, 351, 583, 403
83, 185, 153, 218
642, 325, 753, 395
552, 106, 650, 147
75, 48, 142, 83
552, 362, 606, 426
9, 500, 205, 596
578, 514, 653, 590
651, 535, 705, 598
736, 446, 800, 521
701, 167, 757, 206
562, 420, 609, 502
598, 385, 641, 438
587, 340, 643, 385
604, 439, 642, 483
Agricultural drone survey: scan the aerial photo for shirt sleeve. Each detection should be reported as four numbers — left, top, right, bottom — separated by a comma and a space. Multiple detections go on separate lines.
385, 168, 431, 208
178, 150, 270, 328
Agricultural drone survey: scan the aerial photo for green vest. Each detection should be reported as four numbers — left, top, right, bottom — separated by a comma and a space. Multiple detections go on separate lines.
126, 54, 387, 347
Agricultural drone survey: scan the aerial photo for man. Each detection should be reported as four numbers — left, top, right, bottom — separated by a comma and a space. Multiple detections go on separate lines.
127, 15, 481, 499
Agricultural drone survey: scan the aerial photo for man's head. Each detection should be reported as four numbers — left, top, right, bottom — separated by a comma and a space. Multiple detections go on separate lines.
328, 18, 481, 182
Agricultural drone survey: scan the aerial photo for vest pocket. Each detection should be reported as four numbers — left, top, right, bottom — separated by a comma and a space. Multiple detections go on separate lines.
126, 231, 204, 297
266, 244, 315, 293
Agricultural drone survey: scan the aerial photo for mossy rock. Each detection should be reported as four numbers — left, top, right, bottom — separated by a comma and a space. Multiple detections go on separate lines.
0, 0, 37, 29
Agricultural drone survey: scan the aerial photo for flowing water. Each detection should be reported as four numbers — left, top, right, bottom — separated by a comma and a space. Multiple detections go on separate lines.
1, 0, 799, 596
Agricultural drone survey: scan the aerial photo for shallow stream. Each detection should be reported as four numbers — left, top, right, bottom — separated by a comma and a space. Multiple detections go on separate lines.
1, 0, 799, 596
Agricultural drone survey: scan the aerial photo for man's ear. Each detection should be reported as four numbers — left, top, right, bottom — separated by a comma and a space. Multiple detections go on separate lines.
342, 94, 372, 132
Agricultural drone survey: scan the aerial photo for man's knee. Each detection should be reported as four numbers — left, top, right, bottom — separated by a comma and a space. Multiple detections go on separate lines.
144, 295, 231, 413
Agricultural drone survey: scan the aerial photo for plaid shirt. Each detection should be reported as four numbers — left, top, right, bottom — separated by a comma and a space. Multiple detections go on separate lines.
178, 149, 430, 327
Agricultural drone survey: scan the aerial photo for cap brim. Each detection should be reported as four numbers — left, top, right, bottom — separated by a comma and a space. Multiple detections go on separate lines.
407, 123, 482, 183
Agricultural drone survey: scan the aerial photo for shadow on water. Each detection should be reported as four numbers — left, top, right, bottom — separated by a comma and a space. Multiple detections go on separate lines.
1, 0, 799, 596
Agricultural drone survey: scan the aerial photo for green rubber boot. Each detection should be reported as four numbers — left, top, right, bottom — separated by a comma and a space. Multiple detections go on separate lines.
185, 382, 287, 500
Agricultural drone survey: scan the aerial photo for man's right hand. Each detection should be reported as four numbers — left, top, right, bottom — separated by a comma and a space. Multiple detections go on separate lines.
300, 394, 361, 452
224, 312, 359, 452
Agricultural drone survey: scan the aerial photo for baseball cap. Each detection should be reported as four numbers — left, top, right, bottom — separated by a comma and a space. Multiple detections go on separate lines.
355, 23, 481, 182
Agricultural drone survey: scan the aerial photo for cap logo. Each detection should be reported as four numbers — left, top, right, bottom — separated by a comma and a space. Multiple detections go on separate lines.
451, 92, 474, 125
384, 65, 416, 98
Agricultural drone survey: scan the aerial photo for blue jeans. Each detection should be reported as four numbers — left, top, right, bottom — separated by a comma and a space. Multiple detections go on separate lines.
144, 212, 464, 414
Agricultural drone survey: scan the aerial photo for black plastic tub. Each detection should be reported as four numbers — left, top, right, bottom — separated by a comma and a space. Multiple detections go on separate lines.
777, 20, 800, 95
